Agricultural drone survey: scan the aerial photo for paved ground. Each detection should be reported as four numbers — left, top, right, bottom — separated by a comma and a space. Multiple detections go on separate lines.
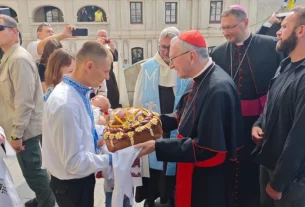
5, 156, 170, 207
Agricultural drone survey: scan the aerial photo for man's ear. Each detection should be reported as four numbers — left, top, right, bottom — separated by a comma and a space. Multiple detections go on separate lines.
37, 31, 41, 39
85, 61, 93, 72
244, 18, 249, 27
297, 25, 305, 38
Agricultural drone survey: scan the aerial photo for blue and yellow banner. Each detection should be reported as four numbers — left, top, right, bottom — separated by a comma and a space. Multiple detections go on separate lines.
284, 0, 296, 9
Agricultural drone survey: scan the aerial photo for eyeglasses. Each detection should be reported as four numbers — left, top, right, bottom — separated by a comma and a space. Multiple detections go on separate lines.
0, 25, 15, 31
159, 45, 170, 52
169, 51, 190, 64
219, 20, 245, 32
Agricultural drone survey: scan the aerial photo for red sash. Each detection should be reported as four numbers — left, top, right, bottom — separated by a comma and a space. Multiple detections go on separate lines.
241, 95, 267, 116
175, 134, 227, 207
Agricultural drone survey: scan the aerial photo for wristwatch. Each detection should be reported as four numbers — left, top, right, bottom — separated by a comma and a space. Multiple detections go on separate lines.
11, 136, 21, 140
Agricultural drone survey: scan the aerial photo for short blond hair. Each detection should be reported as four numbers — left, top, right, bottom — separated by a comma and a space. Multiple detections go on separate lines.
76, 41, 112, 64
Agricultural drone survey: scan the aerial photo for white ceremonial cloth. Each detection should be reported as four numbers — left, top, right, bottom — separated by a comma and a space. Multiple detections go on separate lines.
0, 127, 23, 207
111, 146, 141, 207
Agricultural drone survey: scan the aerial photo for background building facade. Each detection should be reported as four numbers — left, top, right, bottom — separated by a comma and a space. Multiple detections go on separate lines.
0, 0, 304, 68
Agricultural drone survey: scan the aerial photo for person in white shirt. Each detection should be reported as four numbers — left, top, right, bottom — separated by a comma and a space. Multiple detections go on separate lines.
27, 22, 73, 61
42, 41, 113, 207
0, 126, 23, 207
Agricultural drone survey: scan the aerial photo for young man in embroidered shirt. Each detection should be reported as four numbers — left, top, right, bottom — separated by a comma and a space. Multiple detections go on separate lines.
42, 41, 113, 207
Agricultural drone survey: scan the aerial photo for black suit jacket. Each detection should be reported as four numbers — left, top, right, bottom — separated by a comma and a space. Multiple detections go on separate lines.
106, 49, 121, 109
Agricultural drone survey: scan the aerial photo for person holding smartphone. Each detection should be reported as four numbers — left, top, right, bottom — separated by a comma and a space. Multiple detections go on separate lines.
256, 12, 288, 37
27, 23, 74, 61
96, 30, 122, 109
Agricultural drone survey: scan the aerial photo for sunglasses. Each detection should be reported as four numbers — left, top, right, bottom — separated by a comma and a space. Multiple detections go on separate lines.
0, 25, 15, 31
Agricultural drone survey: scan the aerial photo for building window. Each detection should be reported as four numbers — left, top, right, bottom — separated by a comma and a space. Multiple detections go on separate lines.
131, 47, 144, 64
209, 0, 223, 23
130, 2, 143, 24
45, 7, 59, 22
165, 2, 177, 24
77, 6, 107, 22
34, 6, 64, 22
0, 7, 18, 22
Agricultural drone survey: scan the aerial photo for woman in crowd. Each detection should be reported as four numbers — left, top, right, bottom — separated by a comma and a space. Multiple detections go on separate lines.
44, 48, 75, 101
38, 39, 63, 92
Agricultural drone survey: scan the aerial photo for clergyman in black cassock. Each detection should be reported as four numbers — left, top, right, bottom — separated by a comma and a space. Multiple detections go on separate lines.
136, 30, 244, 207
211, 5, 284, 206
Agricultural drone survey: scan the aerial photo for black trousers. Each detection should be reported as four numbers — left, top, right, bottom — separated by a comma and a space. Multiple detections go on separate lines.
260, 166, 305, 207
50, 174, 95, 207
238, 116, 261, 207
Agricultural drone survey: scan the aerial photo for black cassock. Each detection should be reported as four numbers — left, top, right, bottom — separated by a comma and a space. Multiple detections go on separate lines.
211, 33, 283, 206
106, 49, 121, 109
156, 63, 244, 207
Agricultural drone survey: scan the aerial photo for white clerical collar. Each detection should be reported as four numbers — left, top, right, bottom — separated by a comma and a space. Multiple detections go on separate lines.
236, 31, 251, 46
154, 52, 169, 68
193, 58, 213, 79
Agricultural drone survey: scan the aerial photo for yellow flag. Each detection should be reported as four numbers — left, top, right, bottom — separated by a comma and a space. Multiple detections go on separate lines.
286, 0, 296, 9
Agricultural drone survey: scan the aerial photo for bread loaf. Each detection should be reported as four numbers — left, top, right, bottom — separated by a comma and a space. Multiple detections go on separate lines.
103, 107, 163, 152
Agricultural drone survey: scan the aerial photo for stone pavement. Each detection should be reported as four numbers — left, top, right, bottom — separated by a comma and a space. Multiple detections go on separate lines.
5, 156, 170, 207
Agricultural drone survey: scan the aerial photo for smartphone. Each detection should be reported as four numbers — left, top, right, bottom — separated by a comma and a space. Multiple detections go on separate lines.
72, 28, 88, 36
276, 12, 289, 19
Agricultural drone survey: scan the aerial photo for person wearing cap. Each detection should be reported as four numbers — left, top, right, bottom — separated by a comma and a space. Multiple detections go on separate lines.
135, 30, 244, 207
0, 15, 56, 207
211, 5, 284, 207
133, 27, 190, 207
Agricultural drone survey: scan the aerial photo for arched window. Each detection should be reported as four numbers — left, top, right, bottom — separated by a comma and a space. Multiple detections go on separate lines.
0, 6, 18, 22
34, 6, 64, 22
77, 6, 107, 22
131, 47, 144, 64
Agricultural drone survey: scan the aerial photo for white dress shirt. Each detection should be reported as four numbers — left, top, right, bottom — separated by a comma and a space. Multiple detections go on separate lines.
26, 40, 41, 61
42, 80, 110, 180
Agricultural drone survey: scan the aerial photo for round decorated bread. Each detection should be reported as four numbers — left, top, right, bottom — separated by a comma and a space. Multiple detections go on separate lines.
103, 107, 163, 152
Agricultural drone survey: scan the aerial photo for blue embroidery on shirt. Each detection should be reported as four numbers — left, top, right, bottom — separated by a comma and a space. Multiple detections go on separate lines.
44, 86, 54, 101
62, 75, 99, 153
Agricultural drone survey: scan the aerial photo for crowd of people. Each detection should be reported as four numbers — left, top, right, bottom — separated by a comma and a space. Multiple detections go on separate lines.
0, 3, 305, 207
